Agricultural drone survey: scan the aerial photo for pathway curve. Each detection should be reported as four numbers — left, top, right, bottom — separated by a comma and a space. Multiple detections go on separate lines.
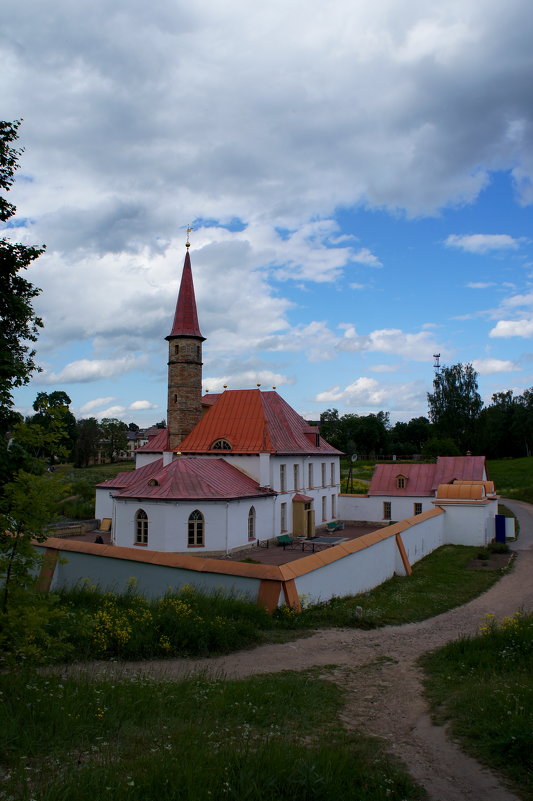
71, 500, 533, 801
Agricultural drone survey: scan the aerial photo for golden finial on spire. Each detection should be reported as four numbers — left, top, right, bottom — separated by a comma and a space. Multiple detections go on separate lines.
186, 224, 194, 249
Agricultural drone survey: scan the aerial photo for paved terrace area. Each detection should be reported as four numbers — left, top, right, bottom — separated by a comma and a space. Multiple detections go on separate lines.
61, 523, 382, 566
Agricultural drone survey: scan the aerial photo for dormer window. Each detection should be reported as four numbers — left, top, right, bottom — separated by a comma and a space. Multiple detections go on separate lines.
211, 439, 232, 450
396, 475, 407, 489
148, 478, 159, 486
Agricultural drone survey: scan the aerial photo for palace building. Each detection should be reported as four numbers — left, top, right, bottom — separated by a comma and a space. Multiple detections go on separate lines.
95, 245, 342, 554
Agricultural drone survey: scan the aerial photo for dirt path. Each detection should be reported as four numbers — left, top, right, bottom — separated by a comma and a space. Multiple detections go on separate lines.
71, 500, 533, 801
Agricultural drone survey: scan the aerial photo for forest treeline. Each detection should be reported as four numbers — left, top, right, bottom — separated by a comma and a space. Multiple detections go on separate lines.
320, 364, 533, 460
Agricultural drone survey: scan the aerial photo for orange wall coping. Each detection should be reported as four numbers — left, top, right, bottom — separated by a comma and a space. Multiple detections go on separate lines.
36, 537, 284, 581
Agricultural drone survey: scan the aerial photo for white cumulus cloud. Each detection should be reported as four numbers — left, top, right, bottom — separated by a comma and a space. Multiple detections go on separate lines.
38, 356, 148, 384
490, 320, 533, 338
445, 234, 521, 253
129, 400, 158, 410
471, 359, 519, 374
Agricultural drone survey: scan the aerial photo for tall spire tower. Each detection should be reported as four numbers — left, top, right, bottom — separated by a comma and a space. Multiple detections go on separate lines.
166, 230, 205, 450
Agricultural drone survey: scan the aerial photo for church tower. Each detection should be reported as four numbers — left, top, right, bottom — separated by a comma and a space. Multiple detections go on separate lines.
166, 239, 205, 451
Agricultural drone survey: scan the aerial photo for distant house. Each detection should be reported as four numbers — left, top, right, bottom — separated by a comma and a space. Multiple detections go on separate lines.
339, 456, 491, 523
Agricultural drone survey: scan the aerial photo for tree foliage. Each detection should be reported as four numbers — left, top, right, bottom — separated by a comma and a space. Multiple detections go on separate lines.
73, 417, 101, 467
99, 418, 128, 462
427, 363, 483, 451
319, 409, 390, 456
0, 470, 69, 613
0, 120, 45, 434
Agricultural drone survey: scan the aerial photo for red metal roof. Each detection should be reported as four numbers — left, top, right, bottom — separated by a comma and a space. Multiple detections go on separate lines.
433, 456, 486, 486
135, 428, 169, 453
202, 393, 220, 407
96, 459, 164, 489
178, 389, 342, 455
167, 251, 204, 340
368, 456, 487, 497
116, 457, 276, 501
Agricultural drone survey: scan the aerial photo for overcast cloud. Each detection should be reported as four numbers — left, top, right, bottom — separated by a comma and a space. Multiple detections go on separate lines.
3, 0, 533, 422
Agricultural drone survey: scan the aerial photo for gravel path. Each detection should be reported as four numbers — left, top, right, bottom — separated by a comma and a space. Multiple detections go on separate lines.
70, 500, 533, 801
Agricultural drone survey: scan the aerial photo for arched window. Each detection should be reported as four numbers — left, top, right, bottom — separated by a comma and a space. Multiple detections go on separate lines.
188, 510, 204, 547
211, 439, 232, 450
248, 506, 256, 540
396, 475, 407, 489
135, 509, 148, 545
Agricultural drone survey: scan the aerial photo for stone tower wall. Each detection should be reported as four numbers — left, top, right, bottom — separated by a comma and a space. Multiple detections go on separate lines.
167, 338, 203, 450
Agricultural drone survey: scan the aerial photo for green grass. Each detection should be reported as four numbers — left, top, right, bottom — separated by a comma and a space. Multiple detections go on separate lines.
487, 457, 533, 504
0, 670, 426, 801
284, 545, 508, 630
421, 611, 533, 800
53, 462, 135, 519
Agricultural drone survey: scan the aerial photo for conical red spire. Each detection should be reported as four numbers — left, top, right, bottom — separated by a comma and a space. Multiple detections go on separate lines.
167, 251, 205, 340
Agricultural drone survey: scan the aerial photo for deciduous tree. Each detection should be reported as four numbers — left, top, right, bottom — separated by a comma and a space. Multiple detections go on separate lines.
0, 120, 45, 435
0, 470, 68, 613
427, 363, 482, 451
100, 418, 128, 462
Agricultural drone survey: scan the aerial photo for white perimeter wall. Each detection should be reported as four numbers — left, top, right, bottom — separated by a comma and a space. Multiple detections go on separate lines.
41, 547, 262, 601
294, 537, 401, 603
339, 494, 435, 522
38, 498, 496, 607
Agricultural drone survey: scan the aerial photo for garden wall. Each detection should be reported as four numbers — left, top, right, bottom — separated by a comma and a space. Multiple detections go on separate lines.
36, 507, 452, 611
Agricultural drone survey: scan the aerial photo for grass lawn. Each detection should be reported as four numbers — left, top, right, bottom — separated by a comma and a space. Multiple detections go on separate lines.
421, 611, 533, 800
52, 462, 135, 519
487, 457, 533, 504
0, 670, 426, 801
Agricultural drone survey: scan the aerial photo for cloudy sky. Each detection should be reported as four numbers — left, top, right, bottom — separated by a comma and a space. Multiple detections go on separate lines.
3, 0, 533, 426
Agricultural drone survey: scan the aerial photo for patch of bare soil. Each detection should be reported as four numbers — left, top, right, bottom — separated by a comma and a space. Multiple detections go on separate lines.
69, 547, 533, 801
466, 551, 515, 570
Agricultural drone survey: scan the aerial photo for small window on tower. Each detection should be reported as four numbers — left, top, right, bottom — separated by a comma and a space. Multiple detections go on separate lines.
212, 439, 232, 450
174, 394, 178, 403
174, 344, 179, 356
196, 346, 200, 360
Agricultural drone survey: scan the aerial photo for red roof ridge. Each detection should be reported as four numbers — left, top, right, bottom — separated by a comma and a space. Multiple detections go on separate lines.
178, 388, 341, 455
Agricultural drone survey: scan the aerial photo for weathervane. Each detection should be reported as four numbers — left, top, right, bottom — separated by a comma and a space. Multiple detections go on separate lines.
186, 224, 194, 249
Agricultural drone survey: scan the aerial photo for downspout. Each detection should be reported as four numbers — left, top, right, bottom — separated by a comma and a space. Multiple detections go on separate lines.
225, 501, 229, 556
111, 493, 117, 545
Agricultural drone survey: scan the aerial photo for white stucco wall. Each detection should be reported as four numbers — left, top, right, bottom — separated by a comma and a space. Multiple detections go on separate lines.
113, 495, 275, 553
339, 494, 435, 522
135, 452, 163, 469
38, 496, 496, 607
400, 512, 444, 564
439, 499, 497, 546
95, 487, 117, 521
41, 547, 262, 601
294, 537, 398, 603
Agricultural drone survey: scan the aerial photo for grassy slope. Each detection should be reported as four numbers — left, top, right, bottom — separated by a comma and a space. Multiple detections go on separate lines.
487, 457, 533, 504
0, 671, 426, 801
421, 612, 533, 800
